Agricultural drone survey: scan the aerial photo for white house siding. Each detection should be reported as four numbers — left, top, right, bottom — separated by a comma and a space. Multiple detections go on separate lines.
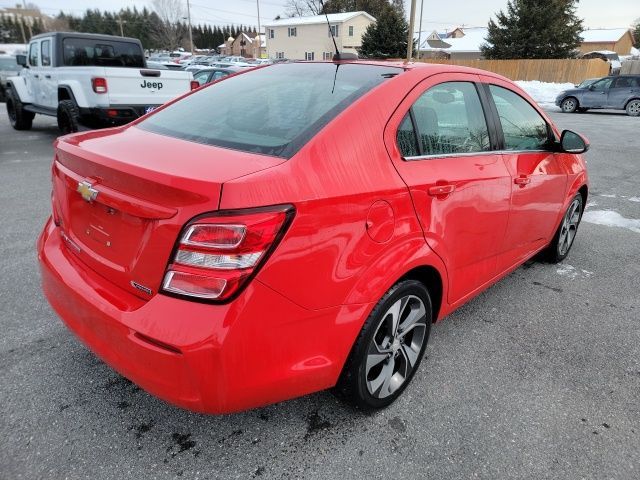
265, 13, 374, 60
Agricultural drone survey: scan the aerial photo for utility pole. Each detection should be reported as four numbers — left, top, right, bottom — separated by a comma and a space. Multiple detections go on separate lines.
416, 0, 425, 61
256, 0, 262, 58
21, 0, 32, 40
117, 15, 125, 37
406, 0, 417, 62
186, 0, 194, 54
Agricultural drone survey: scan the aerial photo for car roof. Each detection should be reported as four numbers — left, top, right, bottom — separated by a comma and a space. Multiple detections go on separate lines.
29, 31, 142, 44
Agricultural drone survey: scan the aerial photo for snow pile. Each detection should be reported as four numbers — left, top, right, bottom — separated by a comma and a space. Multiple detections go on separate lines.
582, 210, 640, 233
515, 80, 575, 111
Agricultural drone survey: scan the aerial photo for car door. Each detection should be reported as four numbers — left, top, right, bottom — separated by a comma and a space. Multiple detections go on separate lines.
580, 77, 613, 108
25, 40, 41, 105
606, 76, 639, 109
38, 38, 57, 109
385, 73, 512, 305
481, 78, 568, 270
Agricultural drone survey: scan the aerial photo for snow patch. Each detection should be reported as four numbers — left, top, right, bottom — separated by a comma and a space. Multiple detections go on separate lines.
555, 264, 594, 280
582, 210, 640, 233
599, 194, 617, 198
585, 201, 597, 209
629, 197, 640, 203
515, 80, 575, 111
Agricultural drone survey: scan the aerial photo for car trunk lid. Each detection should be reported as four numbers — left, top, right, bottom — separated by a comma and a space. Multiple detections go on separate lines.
52, 126, 285, 300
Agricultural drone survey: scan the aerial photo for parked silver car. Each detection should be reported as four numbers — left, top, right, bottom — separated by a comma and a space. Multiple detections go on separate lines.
556, 75, 640, 116
0, 55, 22, 102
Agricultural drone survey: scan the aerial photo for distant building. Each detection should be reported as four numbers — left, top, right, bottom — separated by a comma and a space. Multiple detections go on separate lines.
263, 11, 375, 61
218, 32, 266, 58
419, 27, 488, 60
0, 5, 51, 29
579, 28, 635, 56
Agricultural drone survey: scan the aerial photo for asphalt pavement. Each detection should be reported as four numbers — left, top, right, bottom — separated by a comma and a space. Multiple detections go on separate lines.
0, 108, 639, 479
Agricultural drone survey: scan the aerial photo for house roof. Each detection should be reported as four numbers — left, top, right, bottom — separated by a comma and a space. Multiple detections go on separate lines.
421, 27, 488, 52
263, 11, 375, 28
580, 28, 631, 43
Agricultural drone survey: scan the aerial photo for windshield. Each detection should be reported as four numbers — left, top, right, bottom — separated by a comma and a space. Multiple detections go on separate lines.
62, 38, 144, 67
138, 62, 402, 158
0, 58, 20, 70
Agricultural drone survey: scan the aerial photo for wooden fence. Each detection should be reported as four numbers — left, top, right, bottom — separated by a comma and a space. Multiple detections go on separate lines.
416, 59, 610, 84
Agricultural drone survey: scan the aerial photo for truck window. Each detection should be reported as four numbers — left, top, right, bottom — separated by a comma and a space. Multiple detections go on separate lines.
29, 42, 39, 67
62, 38, 144, 68
41, 40, 51, 66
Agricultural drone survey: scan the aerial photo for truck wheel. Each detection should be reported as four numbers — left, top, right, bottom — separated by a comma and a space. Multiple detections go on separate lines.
5, 88, 34, 130
57, 100, 80, 134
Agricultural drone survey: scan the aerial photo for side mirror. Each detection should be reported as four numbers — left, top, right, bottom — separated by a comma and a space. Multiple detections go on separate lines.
588, 84, 595, 91
560, 129, 589, 154
16, 54, 27, 67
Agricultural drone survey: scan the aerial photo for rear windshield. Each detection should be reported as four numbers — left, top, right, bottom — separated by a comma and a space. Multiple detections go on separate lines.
138, 62, 402, 158
62, 38, 144, 67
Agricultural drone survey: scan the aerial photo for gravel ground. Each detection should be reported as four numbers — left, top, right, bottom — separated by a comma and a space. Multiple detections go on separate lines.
0, 108, 639, 480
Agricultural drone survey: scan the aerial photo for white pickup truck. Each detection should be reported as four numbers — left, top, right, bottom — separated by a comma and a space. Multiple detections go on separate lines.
5, 32, 195, 133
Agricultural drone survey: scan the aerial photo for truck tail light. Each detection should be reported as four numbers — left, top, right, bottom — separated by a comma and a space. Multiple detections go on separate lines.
190, 80, 200, 90
92, 77, 108, 94
162, 205, 294, 302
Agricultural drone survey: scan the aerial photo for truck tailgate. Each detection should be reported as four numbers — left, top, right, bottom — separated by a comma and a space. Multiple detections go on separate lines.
104, 68, 192, 106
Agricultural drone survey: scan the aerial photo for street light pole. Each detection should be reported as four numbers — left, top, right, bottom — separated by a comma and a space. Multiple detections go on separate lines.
186, 0, 194, 54
417, 0, 425, 61
406, 0, 417, 62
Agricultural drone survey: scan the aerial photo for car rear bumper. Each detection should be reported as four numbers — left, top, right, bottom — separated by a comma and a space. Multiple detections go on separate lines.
79, 105, 158, 124
38, 218, 365, 413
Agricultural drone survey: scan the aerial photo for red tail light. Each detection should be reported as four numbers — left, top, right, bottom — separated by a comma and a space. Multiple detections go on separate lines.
190, 80, 200, 90
162, 205, 294, 302
92, 77, 108, 94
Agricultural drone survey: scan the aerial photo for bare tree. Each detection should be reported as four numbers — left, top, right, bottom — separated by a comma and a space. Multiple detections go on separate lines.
151, 0, 187, 49
284, 0, 324, 17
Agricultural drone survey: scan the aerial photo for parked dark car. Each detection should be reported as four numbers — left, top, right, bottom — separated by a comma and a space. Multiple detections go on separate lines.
192, 66, 246, 86
556, 75, 640, 116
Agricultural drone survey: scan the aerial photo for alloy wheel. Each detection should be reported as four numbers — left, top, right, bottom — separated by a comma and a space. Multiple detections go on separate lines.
627, 100, 640, 116
562, 98, 576, 113
365, 295, 428, 399
558, 198, 581, 256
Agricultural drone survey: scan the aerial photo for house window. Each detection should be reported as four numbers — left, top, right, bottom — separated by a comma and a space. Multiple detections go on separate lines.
276, 52, 285, 59
241, 48, 246, 56
305, 52, 315, 61
288, 27, 297, 37
269, 29, 274, 39
349, 26, 354, 36
323, 51, 333, 60
328, 25, 339, 37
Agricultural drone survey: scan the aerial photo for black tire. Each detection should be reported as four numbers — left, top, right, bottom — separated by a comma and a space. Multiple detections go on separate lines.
625, 99, 640, 117
577, 107, 589, 113
57, 99, 80, 134
545, 193, 583, 263
334, 279, 432, 410
5, 87, 34, 130
561, 97, 579, 113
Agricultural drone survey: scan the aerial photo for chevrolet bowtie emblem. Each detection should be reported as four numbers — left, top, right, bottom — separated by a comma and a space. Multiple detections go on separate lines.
77, 180, 98, 202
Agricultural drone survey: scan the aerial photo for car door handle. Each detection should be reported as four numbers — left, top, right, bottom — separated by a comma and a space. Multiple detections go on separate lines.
428, 184, 455, 196
514, 176, 531, 187
33, 74, 39, 78
44, 74, 51, 79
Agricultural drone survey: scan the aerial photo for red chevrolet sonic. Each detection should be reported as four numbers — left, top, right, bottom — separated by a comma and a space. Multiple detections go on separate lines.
38, 61, 589, 413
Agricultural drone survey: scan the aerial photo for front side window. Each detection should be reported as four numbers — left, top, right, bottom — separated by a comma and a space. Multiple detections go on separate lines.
399, 81, 490, 157
41, 39, 51, 66
613, 77, 639, 88
29, 42, 39, 67
139, 63, 402, 158
489, 85, 549, 151
62, 37, 144, 67
590, 78, 613, 91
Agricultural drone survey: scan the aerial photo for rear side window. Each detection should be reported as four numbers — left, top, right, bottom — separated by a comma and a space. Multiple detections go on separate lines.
489, 85, 549, 151
399, 81, 490, 157
139, 63, 402, 158
41, 40, 51, 66
62, 38, 144, 67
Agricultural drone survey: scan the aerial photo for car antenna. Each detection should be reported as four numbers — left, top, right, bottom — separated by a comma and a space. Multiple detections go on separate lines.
318, 0, 358, 61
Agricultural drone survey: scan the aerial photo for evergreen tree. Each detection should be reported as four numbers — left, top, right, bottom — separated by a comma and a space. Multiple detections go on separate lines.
481, 0, 583, 59
359, 4, 410, 58
633, 18, 640, 47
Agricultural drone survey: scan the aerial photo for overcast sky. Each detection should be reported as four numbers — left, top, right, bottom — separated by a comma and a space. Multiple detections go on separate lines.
3, 0, 637, 31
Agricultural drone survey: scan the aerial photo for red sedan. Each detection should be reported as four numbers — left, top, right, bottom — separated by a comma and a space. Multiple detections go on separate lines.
38, 61, 589, 413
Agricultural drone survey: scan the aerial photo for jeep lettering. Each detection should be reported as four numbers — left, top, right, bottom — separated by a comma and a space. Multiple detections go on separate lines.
141, 80, 163, 90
